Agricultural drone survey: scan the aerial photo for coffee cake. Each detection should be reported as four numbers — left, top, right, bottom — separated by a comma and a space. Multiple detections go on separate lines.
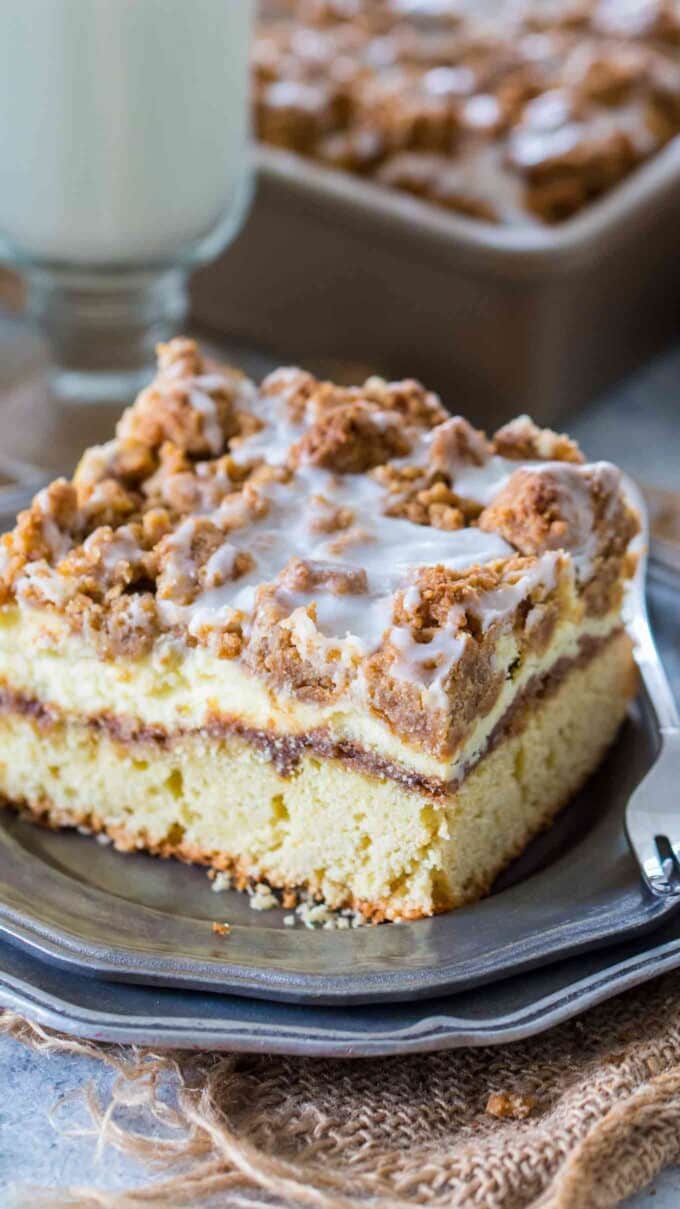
0, 339, 639, 920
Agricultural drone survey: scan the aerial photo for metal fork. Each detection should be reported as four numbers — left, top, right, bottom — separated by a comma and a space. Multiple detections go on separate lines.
623, 477, 680, 897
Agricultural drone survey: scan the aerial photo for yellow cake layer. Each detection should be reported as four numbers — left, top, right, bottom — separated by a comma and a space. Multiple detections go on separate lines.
0, 603, 622, 783
0, 630, 636, 919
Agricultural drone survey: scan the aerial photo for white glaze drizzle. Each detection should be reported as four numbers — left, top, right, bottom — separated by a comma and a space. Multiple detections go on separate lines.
156, 458, 550, 688
474, 551, 560, 631
83, 526, 144, 573
389, 605, 468, 709
151, 377, 618, 694
34, 488, 74, 562
189, 388, 223, 456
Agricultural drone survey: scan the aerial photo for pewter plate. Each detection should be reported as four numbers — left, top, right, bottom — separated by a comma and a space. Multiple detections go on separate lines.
2, 913, 680, 1054
0, 677, 677, 1005
0, 545, 676, 1007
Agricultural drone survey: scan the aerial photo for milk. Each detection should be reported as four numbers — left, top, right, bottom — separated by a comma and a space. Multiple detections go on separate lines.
0, 0, 254, 266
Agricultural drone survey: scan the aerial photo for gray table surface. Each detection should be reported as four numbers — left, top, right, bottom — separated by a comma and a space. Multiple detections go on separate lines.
0, 318, 678, 1206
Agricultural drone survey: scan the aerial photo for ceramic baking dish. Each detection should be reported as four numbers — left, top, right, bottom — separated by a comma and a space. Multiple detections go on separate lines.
191, 140, 680, 428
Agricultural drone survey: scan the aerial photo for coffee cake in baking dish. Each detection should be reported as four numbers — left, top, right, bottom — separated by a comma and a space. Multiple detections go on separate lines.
0, 339, 639, 920
255, 0, 680, 225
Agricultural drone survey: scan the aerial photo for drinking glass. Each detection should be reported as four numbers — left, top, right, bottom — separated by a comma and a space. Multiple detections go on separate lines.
0, 0, 254, 406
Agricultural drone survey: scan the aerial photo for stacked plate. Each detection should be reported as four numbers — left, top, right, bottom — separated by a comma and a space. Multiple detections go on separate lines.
0, 496, 678, 1056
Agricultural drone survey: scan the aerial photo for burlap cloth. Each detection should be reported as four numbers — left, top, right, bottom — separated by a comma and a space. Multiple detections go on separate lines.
4, 965, 680, 1209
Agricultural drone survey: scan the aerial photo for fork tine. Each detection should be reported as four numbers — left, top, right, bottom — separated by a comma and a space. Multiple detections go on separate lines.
630, 834, 675, 895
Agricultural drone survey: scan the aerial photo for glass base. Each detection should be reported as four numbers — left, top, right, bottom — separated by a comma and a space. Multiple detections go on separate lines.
0, 309, 276, 487
26, 267, 188, 407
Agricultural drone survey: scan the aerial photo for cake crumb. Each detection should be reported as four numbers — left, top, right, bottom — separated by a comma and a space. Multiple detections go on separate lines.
96, 832, 112, 845
211, 921, 231, 937
295, 901, 367, 929
283, 914, 296, 927
296, 901, 336, 928
342, 908, 367, 929
485, 1092, 536, 1120
249, 882, 279, 911
210, 871, 233, 893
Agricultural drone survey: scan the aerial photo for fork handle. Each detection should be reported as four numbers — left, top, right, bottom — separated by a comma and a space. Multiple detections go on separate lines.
627, 582, 680, 734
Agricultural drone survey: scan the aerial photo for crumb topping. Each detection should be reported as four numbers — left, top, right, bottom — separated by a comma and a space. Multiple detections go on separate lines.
0, 338, 637, 754
492, 414, 584, 463
478, 460, 638, 592
255, 0, 680, 225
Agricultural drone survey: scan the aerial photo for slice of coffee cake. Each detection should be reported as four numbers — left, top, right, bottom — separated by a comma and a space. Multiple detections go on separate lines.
0, 340, 638, 920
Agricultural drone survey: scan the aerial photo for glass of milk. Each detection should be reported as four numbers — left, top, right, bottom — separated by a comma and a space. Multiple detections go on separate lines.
0, 0, 254, 404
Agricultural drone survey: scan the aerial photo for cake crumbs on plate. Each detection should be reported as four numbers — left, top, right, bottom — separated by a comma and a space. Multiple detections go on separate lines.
204, 871, 368, 926
211, 921, 231, 937
209, 870, 233, 893
249, 882, 279, 911
295, 901, 367, 930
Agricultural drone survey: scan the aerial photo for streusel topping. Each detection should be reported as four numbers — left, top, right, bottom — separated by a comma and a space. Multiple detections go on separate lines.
0, 340, 637, 753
